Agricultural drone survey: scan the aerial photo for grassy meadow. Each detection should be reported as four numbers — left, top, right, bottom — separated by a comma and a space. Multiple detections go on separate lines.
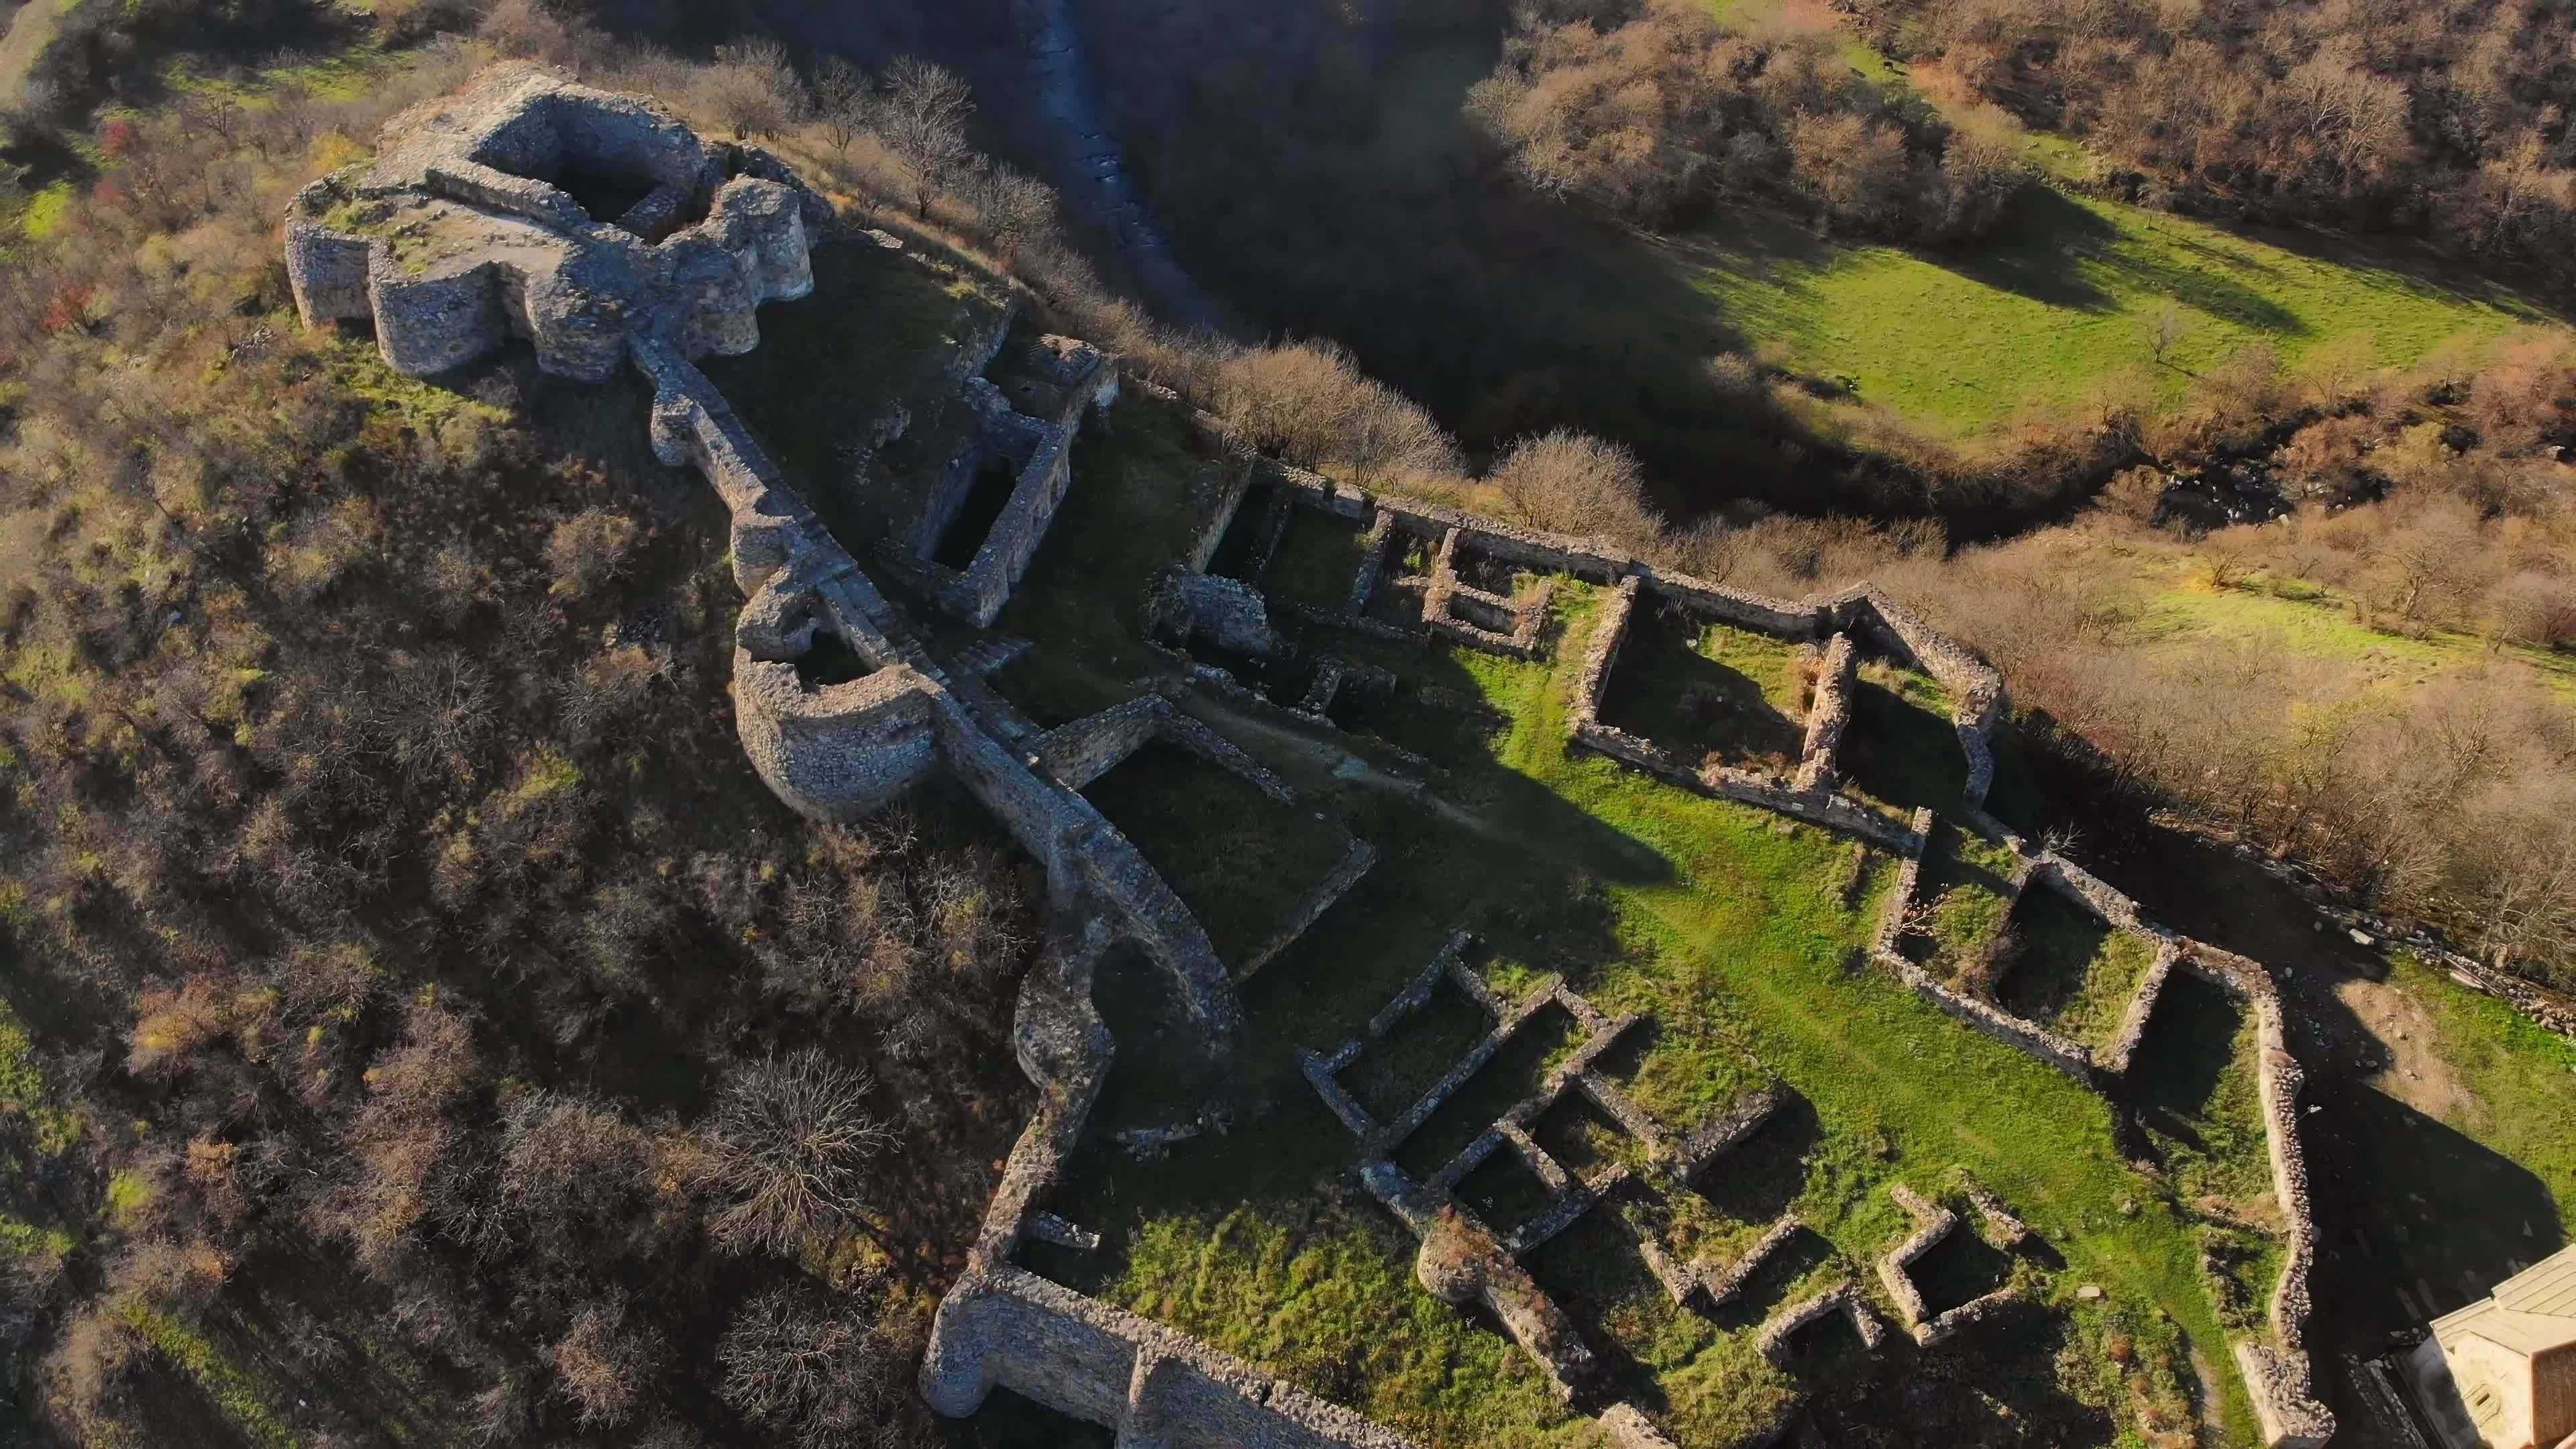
1682, 187, 2542, 437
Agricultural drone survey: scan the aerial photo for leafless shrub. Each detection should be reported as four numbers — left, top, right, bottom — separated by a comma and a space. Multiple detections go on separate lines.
1489, 427, 1660, 546
702, 1050, 890, 1257
542, 506, 639, 599
706, 40, 802, 141
551, 1293, 665, 1428
717, 1285, 913, 1448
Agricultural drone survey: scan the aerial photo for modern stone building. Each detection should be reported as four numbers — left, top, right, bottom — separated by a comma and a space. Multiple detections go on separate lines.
2406, 1244, 2576, 1449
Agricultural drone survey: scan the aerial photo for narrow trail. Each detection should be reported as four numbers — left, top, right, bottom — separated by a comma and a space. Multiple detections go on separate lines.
1012, 0, 1230, 337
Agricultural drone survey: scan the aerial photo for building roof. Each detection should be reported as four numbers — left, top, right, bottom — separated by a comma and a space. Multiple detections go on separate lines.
2493, 1244, 2576, 1320
2431, 1245, 2576, 1363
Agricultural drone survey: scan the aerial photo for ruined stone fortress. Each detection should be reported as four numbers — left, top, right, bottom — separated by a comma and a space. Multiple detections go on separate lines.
288, 66, 2334, 1449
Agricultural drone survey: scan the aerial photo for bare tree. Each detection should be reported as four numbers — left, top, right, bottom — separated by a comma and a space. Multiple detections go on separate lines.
1489, 428, 1660, 546
812, 56, 869, 162
716, 1285, 912, 1446
875, 58, 975, 219
2147, 300, 2190, 373
703, 1049, 890, 1256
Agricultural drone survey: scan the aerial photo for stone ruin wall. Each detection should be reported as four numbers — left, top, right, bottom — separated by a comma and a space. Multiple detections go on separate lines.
1793, 633, 1857, 792
290, 71, 2337, 1446
1203, 459, 2014, 835
2177, 945, 2336, 1449
288, 66, 828, 384
1566, 576, 1925, 851
1867, 814, 2097, 1080
922, 1265, 1416, 1449
896, 340, 1118, 629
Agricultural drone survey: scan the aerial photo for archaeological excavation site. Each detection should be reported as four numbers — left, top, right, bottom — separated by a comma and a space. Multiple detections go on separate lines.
287, 64, 2342, 1449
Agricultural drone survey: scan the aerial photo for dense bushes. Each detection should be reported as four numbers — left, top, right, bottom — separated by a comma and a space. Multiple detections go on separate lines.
1466, 0, 2033, 241
1863, 0, 2576, 299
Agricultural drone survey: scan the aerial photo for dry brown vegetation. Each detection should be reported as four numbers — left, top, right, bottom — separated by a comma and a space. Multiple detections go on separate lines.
1694, 333, 2576, 990
1864, 0, 2576, 298
0, 23, 1073, 1444
1467, 0, 2034, 239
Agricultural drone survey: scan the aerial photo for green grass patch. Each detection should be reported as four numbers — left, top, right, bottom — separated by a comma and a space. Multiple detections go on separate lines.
1040, 580, 2257, 1442
1525, 1208, 1806, 1444
1838, 657, 1971, 814
105, 1169, 156, 1228
1597, 604, 1807, 769
1682, 187, 2544, 435
1263, 508, 1368, 615
0, 1210, 74, 1266
1901, 822, 2018, 985
1343, 974, 1495, 1122
2123, 970, 2272, 1212
1110, 1203, 1603, 1446
1079, 743, 1354, 967
2322, 952, 2576, 1332
18, 179, 72, 239
1392, 1001, 1582, 1179
0, 991, 80, 1154
1995, 887, 2161, 1050
117, 1301, 299, 1449
2391, 953, 2576, 1232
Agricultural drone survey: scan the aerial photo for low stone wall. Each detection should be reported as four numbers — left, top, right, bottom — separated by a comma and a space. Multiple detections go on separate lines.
1572, 715, 1921, 850
1794, 634, 1856, 792
1872, 810, 2096, 1079
920, 1265, 1417, 1448
1570, 576, 1640, 732
1756, 1285, 1886, 1363
2094, 943, 2180, 1079
945, 372, 1104, 627
1031, 696, 1167, 792
1183, 465, 1256, 577
1637, 572, 1823, 641
2176, 945, 2334, 1448
1234, 838, 1379, 985
1875, 1183, 2023, 1348
1818, 585, 2009, 810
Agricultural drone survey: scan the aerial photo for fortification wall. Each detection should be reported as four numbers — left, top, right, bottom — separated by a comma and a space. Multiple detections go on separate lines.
298, 64, 818, 384
368, 257, 514, 378
283, 197, 375, 325
732, 657, 941, 821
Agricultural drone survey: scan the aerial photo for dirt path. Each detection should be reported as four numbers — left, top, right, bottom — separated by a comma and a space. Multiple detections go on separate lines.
2336, 973, 2483, 1124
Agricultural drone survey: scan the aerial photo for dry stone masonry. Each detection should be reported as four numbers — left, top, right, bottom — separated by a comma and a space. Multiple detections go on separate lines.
288, 63, 827, 380
288, 66, 2335, 1448
1874, 1183, 2023, 1348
